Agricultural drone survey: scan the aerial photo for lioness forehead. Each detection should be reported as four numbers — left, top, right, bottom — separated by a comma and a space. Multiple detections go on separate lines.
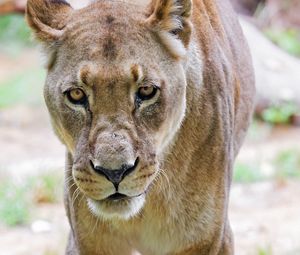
63, 1, 149, 62
76, 63, 143, 87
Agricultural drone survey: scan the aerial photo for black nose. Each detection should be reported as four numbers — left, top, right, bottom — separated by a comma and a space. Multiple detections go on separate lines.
90, 158, 139, 190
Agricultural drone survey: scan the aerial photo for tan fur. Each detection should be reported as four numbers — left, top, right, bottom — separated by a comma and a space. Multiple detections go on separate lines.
26, 0, 255, 254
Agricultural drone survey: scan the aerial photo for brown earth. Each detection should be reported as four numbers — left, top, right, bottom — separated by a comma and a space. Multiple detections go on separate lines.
1, 41, 300, 255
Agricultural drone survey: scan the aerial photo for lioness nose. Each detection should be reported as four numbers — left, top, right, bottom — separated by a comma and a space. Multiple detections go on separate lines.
90, 158, 139, 189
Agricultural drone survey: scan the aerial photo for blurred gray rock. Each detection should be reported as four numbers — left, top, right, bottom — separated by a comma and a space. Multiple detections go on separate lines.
230, 0, 264, 16
240, 18, 300, 109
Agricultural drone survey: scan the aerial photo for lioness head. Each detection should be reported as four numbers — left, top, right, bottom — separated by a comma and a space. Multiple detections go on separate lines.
26, 0, 192, 219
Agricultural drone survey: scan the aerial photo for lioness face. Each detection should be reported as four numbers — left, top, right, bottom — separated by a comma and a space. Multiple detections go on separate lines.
40, 1, 187, 219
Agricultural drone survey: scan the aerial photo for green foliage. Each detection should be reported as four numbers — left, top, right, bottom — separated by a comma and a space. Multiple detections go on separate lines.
233, 162, 264, 183
43, 250, 60, 255
234, 149, 300, 184
0, 170, 62, 227
0, 14, 32, 52
265, 28, 300, 57
261, 103, 299, 124
29, 172, 63, 204
274, 149, 300, 179
247, 121, 273, 141
257, 246, 272, 255
0, 68, 45, 108
0, 181, 30, 226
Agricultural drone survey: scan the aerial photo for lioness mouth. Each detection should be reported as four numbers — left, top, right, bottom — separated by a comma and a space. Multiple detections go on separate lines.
106, 193, 128, 201
102, 192, 145, 202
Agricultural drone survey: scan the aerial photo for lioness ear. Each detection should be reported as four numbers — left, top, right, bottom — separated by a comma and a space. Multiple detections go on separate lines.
26, 0, 73, 42
146, 0, 192, 58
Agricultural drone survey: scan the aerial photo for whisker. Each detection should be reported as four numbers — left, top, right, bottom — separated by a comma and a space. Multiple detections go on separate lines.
74, 188, 82, 205
162, 169, 172, 201
65, 176, 74, 186
71, 187, 80, 208
78, 193, 86, 207
92, 214, 100, 235
67, 181, 77, 192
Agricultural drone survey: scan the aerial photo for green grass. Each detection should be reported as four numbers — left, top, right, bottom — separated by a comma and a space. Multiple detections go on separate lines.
0, 171, 63, 227
0, 15, 45, 108
233, 162, 264, 183
261, 103, 299, 125
234, 149, 300, 184
43, 250, 61, 255
0, 181, 30, 226
265, 28, 300, 57
0, 14, 33, 54
246, 121, 273, 141
274, 149, 300, 179
0, 68, 45, 108
257, 246, 272, 255
29, 172, 63, 204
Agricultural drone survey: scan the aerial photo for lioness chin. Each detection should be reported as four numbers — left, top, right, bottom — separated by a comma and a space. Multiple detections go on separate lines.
26, 0, 255, 254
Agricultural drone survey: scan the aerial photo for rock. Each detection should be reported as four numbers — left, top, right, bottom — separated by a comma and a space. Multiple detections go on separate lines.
263, 0, 300, 28
230, 0, 265, 16
239, 18, 300, 109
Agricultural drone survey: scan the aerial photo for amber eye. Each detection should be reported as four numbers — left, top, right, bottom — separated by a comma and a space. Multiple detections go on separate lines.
137, 86, 158, 101
66, 88, 87, 105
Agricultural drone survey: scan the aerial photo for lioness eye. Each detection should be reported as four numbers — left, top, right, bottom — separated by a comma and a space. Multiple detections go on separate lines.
137, 86, 157, 100
66, 88, 87, 105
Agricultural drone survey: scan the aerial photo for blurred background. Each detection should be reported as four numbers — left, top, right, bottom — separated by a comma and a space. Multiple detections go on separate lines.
0, 0, 299, 254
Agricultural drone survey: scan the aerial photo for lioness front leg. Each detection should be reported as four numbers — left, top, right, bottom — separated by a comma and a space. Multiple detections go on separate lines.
173, 229, 233, 255
173, 243, 233, 255
65, 229, 135, 255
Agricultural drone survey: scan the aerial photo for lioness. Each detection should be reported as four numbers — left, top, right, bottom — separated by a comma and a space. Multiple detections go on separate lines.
26, 0, 255, 254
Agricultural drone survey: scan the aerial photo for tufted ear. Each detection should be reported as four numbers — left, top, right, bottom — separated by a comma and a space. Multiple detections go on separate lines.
26, 0, 73, 42
146, 0, 192, 59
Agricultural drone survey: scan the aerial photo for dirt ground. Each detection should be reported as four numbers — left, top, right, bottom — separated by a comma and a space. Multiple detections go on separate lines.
0, 49, 300, 255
